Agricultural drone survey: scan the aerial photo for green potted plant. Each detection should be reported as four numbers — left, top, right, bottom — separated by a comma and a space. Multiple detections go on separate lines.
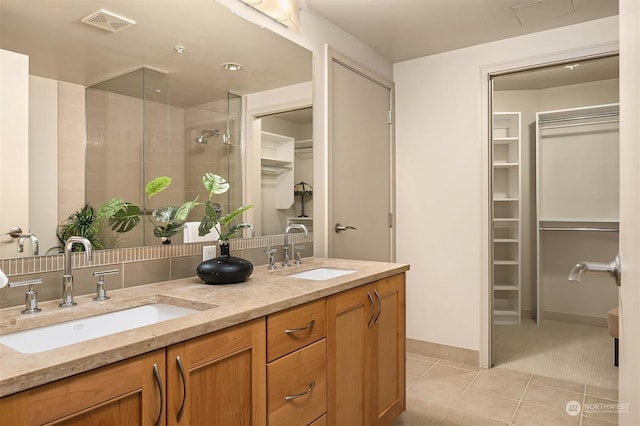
197, 173, 254, 241
97, 176, 198, 244
53, 203, 104, 253
196, 173, 254, 285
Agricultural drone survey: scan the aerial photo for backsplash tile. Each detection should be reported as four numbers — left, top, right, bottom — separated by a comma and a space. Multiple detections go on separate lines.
0, 234, 312, 309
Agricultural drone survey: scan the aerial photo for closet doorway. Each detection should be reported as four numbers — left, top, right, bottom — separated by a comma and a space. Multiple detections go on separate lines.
490, 55, 620, 389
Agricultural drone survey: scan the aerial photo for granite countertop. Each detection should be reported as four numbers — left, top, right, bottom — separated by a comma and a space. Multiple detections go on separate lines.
0, 257, 409, 397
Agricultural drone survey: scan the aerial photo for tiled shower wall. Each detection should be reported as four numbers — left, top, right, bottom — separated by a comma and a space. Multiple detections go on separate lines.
57, 82, 86, 223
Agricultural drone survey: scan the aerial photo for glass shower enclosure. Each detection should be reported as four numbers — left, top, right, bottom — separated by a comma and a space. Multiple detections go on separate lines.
85, 67, 242, 248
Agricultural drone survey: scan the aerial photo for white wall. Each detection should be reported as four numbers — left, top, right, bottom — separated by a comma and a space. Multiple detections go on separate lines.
0, 50, 29, 258
394, 17, 619, 351
29, 76, 58, 254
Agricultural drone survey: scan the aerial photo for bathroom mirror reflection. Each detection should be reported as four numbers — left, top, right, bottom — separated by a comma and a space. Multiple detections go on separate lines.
0, 0, 312, 257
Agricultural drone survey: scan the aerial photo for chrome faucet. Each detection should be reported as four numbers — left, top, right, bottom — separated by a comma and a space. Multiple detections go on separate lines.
283, 224, 308, 267
60, 236, 93, 308
17, 233, 39, 256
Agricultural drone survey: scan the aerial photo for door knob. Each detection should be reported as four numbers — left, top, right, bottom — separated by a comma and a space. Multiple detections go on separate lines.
568, 253, 621, 287
335, 223, 357, 233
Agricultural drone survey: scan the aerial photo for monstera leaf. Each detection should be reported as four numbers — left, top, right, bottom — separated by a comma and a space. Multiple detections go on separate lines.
203, 173, 230, 196
153, 221, 186, 238
97, 199, 141, 233
145, 176, 172, 199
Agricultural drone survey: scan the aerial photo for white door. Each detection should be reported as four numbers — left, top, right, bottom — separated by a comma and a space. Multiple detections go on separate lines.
328, 51, 394, 262
618, 1, 640, 423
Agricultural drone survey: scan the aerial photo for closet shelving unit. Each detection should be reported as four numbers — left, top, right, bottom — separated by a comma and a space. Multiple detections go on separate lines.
260, 131, 295, 209
492, 112, 521, 325
535, 103, 620, 324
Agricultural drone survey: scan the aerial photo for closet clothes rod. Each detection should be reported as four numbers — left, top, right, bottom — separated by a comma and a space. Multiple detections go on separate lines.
539, 227, 619, 232
538, 111, 619, 125
539, 119, 619, 131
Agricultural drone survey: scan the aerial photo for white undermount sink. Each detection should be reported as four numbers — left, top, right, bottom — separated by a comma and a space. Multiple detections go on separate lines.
287, 267, 357, 281
0, 303, 199, 354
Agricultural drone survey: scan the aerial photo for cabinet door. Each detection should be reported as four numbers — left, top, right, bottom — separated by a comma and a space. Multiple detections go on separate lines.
0, 349, 165, 426
166, 318, 266, 426
327, 284, 373, 426
371, 274, 406, 426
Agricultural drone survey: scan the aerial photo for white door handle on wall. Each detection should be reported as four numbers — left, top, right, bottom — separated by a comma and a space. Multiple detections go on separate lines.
568, 254, 621, 287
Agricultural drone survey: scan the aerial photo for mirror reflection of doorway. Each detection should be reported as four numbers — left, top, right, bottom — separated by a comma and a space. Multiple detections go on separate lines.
490, 55, 619, 391
255, 107, 313, 236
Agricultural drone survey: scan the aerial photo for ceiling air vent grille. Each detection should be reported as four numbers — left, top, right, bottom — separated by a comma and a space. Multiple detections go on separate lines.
81, 9, 135, 33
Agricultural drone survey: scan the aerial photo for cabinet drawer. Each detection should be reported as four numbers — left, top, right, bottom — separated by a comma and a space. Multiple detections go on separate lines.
267, 339, 326, 426
267, 298, 326, 361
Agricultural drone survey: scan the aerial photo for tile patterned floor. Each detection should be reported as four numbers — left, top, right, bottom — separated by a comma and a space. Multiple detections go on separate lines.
393, 353, 619, 426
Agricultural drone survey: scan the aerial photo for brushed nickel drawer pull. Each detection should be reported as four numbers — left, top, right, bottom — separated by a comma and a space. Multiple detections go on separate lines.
374, 289, 382, 325
367, 291, 375, 328
176, 355, 187, 422
152, 363, 164, 426
285, 380, 316, 401
285, 319, 315, 334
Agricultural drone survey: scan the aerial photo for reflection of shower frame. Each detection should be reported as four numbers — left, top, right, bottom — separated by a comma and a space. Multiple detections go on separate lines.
85, 67, 243, 247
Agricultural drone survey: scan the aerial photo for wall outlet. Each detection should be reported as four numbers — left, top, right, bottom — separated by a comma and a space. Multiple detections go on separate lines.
203, 245, 217, 261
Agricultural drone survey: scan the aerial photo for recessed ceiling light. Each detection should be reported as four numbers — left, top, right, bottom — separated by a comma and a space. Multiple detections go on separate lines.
221, 62, 243, 71
565, 64, 580, 70
174, 45, 186, 53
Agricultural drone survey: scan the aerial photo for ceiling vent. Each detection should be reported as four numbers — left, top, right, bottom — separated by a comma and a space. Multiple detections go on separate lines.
81, 9, 135, 33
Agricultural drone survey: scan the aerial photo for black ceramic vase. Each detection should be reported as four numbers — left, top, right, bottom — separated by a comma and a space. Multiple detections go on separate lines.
196, 242, 253, 285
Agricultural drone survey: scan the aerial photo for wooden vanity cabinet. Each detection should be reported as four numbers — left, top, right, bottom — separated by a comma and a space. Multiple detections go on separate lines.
0, 272, 406, 426
327, 274, 406, 426
266, 299, 327, 426
166, 318, 266, 426
0, 349, 166, 425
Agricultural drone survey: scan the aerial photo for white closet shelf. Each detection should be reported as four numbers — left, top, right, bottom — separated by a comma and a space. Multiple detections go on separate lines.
494, 309, 519, 316
493, 137, 519, 144
494, 260, 519, 265
494, 284, 518, 291
261, 158, 292, 168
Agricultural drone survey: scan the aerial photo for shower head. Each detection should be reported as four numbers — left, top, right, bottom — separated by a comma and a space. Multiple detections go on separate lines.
195, 129, 221, 144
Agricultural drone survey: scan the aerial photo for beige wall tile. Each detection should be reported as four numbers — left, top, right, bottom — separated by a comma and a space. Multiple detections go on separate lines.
171, 255, 200, 280
123, 259, 171, 287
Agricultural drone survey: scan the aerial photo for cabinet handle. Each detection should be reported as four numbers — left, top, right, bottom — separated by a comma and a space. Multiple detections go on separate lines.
176, 355, 187, 423
285, 380, 316, 401
285, 319, 315, 334
374, 289, 382, 325
367, 291, 375, 328
152, 363, 164, 426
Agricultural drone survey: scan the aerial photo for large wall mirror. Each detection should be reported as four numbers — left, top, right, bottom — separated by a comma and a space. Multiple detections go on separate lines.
0, 0, 312, 257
